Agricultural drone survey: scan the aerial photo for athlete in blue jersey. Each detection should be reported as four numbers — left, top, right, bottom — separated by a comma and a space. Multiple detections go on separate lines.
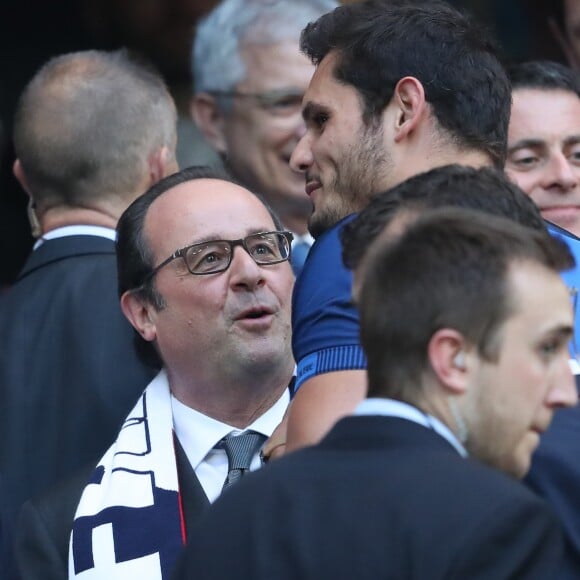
284, 1, 511, 450
294, 165, 550, 388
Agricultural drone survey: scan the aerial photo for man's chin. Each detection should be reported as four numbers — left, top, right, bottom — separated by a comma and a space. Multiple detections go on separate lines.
308, 207, 349, 239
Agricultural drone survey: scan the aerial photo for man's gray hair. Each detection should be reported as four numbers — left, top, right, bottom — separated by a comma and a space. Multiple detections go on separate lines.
193, 0, 337, 102
14, 49, 177, 209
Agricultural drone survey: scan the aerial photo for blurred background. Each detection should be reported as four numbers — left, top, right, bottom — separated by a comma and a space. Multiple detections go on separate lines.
0, 0, 572, 287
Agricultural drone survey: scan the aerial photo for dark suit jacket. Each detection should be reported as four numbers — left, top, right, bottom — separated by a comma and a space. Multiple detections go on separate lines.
525, 375, 580, 579
14, 440, 208, 580
0, 235, 155, 568
173, 415, 563, 580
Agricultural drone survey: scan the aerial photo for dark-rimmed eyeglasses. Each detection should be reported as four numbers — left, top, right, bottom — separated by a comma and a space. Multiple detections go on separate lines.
142, 231, 294, 282
208, 89, 303, 116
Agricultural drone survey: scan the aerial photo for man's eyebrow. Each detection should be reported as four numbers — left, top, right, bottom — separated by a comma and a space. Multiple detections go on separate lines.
302, 101, 329, 122
187, 228, 275, 246
552, 325, 574, 343
563, 135, 580, 148
507, 138, 544, 155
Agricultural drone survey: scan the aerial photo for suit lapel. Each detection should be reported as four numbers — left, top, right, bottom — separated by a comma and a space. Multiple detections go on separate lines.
174, 437, 210, 539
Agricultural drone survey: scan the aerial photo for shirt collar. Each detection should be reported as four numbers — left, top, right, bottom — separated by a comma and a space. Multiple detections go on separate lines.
34, 225, 117, 249
171, 388, 290, 470
355, 398, 468, 457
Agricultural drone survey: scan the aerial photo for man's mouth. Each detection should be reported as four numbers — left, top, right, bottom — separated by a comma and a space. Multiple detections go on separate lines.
305, 180, 322, 196
235, 306, 274, 321
541, 205, 580, 215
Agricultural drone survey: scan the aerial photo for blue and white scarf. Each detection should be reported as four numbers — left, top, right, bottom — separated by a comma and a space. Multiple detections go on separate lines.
69, 371, 185, 579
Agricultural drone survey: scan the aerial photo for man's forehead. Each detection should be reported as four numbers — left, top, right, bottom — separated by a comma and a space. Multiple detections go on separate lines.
303, 51, 364, 117
146, 179, 275, 241
505, 260, 573, 328
152, 178, 253, 207
511, 89, 580, 127
305, 51, 339, 97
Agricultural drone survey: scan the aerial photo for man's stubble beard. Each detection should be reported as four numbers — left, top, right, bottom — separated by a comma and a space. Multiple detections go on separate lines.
308, 122, 392, 239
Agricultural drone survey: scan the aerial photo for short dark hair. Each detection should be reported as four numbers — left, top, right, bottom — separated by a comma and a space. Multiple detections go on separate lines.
116, 165, 283, 367
341, 165, 545, 271
508, 60, 580, 96
13, 49, 177, 209
359, 209, 574, 400
300, 0, 510, 167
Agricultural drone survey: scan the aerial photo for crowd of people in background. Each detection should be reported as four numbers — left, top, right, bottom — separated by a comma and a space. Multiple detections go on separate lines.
2, 0, 580, 579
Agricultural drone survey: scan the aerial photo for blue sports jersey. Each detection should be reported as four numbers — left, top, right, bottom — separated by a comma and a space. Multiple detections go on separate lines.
292, 215, 366, 390
293, 217, 580, 391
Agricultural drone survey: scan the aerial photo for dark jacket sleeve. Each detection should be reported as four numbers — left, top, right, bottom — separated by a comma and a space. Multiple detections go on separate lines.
14, 466, 92, 580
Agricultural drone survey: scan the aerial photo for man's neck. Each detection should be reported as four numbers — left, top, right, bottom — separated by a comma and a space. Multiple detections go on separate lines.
40, 207, 119, 234
168, 365, 293, 429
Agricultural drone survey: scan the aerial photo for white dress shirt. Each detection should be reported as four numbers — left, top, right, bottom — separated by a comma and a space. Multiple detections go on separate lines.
172, 389, 290, 503
355, 398, 467, 457
33, 224, 116, 249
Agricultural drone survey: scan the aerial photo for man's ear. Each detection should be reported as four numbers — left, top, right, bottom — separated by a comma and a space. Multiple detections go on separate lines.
191, 93, 228, 154
15, 159, 43, 238
427, 328, 470, 396
13, 159, 31, 195
392, 76, 427, 143
120, 291, 158, 343
148, 146, 178, 187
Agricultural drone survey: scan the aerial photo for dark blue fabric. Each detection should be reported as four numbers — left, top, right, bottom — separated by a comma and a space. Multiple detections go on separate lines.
292, 215, 366, 390
525, 376, 580, 580
176, 417, 563, 579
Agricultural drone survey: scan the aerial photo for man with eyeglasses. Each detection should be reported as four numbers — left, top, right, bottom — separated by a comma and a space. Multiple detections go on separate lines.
191, 0, 338, 276
14, 166, 296, 580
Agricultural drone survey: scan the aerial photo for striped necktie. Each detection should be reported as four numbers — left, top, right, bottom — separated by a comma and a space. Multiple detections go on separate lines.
220, 431, 266, 490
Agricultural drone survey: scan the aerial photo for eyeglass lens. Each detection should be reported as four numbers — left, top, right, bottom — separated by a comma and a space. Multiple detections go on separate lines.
185, 232, 290, 275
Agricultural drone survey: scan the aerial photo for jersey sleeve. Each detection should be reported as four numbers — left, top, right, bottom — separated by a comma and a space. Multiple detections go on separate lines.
291, 215, 367, 390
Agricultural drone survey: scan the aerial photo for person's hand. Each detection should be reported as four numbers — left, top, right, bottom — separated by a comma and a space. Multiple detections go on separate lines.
261, 409, 289, 462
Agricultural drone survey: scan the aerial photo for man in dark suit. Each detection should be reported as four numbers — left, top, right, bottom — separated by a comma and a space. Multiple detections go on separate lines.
0, 49, 179, 574
14, 166, 296, 580
173, 208, 577, 579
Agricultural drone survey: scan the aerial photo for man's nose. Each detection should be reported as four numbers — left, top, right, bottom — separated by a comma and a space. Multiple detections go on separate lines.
290, 133, 314, 173
547, 359, 579, 409
541, 152, 578, 192
228, 246, 265, 290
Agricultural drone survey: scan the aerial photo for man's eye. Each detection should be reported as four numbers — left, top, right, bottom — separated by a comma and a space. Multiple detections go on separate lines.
271, 97, 302, 110
509, 152, 539, 169
252, 243, 276, 257
201, 252, 220, 263
188, 246, 229, 272
313, 113, 329, 129
539, 339, 563, 359
568, 148, 580, 164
